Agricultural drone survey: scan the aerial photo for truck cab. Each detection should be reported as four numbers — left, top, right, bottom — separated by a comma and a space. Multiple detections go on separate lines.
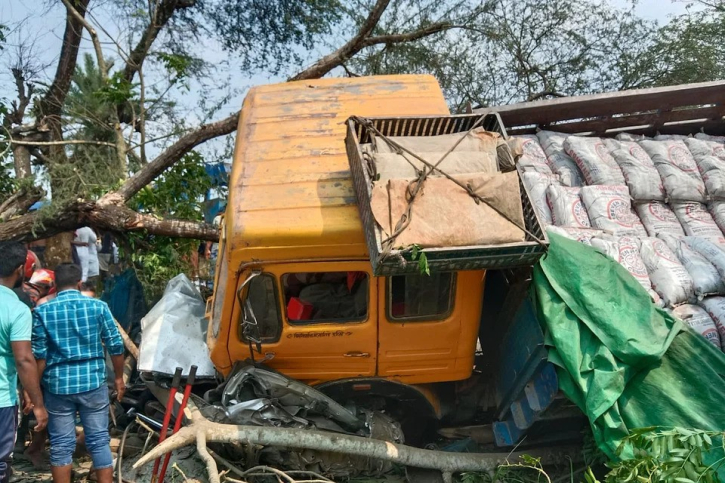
205, 76, 491, 433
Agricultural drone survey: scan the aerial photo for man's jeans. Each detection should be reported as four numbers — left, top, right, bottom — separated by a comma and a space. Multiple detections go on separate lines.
0, 405, 18, 483
45, 386, 113, 469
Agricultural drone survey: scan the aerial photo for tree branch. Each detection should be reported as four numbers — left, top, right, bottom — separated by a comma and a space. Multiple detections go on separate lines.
8, 138, 116, 148
0, 202, 217, 242
60, 0, 128, 177
289, 0, 392, 81
0, 187, 44, 222
122, 0, 197, 83
362, 22, 451, 47
38, 0, 90, 137
107, 111, 239, 203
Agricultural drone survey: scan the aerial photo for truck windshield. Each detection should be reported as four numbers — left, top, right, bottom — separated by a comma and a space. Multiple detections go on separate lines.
388, 272, 455, 321
281, 272, 368, 323
240, 273, 282, 342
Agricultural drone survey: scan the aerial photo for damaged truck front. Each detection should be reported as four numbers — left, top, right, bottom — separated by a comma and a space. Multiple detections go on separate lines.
204, 76, 498, 448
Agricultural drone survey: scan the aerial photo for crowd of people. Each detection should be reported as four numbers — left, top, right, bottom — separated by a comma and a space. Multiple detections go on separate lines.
0, 241, 125, 483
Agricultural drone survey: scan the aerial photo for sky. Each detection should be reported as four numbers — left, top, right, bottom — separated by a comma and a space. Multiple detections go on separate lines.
0, 0, 706, 164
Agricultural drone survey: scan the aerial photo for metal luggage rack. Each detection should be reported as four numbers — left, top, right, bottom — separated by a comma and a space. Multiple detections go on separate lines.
474, 80, 725, 137
345, 113, 549, 276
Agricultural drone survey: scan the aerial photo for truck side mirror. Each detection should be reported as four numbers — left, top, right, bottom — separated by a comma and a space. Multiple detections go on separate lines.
237, 270, 263, 354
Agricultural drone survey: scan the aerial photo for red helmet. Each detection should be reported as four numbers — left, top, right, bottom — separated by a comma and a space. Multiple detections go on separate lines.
28, 269, 55, 293
24, 250, 40, 280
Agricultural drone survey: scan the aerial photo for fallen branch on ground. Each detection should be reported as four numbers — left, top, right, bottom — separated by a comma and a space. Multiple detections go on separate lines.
134, 398, 580, 483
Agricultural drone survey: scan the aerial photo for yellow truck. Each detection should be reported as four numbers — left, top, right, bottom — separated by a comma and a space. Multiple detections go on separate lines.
205, 75, 501, 443
204, 74, 725, 448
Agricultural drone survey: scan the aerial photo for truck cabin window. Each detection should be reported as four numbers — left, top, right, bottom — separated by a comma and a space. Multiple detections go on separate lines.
241, 273, 282, 342
282, 272, 368, 323
389, 272, 455, 321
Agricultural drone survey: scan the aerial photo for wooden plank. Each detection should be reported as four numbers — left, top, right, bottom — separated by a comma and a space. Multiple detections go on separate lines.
476, 80, 725, 127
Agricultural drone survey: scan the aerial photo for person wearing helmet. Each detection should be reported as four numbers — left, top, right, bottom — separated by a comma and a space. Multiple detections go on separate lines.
23, 270, 56, 307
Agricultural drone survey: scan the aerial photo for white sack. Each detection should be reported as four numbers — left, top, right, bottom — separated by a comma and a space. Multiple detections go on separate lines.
672, 202, 722, 237
695, 133, 725, 143
580, 185, 647, 236
514, 135, 553, 174
672, 304, 721, 348
546, 184, 591, 228
699, 296, 725, 351
659, 234, 725, 299
635, 201, 685, 237
521, 171, 557, 226
138, 274, 216, 377
639, 139, 707, 202
372, 151, 498, 181
708, 200, 725, 234
605, 139, 665, 201
655, 134, 690, 141
591, 236, 661, 305
536, 131, 584, 187
639, 237, 695, 307
563, 136, 626, 185
546, 226, 603, 245
616, 133, 647, 142
683, 236, 725, 280
683, 137, 725, 199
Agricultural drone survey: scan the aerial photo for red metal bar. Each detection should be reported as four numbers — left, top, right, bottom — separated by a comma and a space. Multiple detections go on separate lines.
150, 367, 182, 483
158, 365, 197, 483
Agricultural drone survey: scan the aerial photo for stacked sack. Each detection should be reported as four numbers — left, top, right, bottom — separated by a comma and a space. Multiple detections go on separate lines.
512, 129, 725, 352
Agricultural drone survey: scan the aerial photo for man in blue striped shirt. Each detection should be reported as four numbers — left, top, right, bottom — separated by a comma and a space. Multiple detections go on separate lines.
33, 263, 125, 483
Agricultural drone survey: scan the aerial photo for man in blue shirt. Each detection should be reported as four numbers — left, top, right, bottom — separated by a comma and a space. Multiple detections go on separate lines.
33, 263, 125, 483
0, 242, 47, 483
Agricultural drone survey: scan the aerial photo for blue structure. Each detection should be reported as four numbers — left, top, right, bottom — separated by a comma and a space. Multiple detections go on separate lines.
493, 295, 561, 446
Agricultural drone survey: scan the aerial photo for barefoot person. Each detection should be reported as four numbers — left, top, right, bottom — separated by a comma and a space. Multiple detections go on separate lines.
32, 263, 125, 483
0, 242, 48, 483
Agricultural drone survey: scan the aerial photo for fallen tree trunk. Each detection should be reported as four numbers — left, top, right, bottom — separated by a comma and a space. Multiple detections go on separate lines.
0, 201, 218, 242
135, 398, 580, 483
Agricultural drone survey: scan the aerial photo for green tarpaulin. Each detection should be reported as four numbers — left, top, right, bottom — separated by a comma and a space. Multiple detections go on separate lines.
533, 233, 725, 459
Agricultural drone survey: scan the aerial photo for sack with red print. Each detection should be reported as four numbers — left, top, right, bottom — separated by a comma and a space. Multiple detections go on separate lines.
684, 137, 725, 199
580, 185, 647, 236
639, 139, 707, 202
563, 136, 626, 185
639, 237, 695, 307
546, 226, 603, 245
672, 202, 722, 238
546, 184, 591, 228
605, 138, 665, 201
699, 296, 725, 351
635, 201, 685, 237
659, 234, 725, 299
672, 304, 721, 348
514, 135, 553, 175
536, 131, 584, 187
521, 171, 557, 226
591, 236, 661, 305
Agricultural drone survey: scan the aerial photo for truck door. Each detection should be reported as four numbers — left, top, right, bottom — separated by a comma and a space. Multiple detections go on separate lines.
228, 261, 377, 383
377, 270, 485, 384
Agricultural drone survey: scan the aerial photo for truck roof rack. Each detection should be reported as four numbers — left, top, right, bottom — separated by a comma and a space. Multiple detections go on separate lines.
475, 80, 725, 137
